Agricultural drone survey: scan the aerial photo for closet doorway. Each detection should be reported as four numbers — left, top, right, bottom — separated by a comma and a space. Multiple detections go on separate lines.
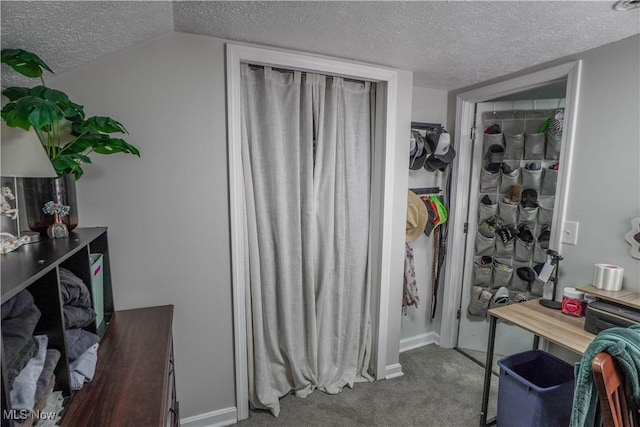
226, 44, 406, 421
439, 61, 583, 356
458, 92, 567, 365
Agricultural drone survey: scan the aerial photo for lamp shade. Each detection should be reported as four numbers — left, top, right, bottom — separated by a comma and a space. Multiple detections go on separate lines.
1, 122, 57, 177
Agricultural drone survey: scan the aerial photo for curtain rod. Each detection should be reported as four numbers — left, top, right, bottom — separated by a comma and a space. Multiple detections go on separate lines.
245, 63, 372, 85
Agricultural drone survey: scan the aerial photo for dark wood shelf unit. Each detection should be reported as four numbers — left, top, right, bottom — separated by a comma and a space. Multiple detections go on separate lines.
61, 305, 178, 426
0, 227, 114, 427
1, 227, 178, 427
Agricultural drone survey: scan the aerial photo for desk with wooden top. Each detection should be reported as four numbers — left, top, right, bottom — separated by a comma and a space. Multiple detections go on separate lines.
479, 298, 596, 427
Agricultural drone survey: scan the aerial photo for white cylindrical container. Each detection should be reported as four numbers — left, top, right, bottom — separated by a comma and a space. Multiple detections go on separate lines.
593, 264, 624, 291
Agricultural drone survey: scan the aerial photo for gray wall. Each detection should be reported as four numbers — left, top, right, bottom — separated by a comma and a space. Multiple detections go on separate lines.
49, 33, 236, 418
448, 35, 640, 294
401, 86, 448, 347
48, 31, 416, 419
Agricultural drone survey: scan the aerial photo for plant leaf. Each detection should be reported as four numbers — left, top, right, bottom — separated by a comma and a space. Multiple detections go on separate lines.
27, 86, 85, 121
92, 137, 140, 156
51, 154, 86, 179
1, 102, 32, 130
75, 116, 128, 134
13, 96, 65, 130
2, 87, 30, 101
1, 49, 54, 78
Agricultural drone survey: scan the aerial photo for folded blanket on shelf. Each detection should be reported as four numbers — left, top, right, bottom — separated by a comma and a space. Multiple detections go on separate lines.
58, 267, 92, 307
70, 343, 99, 390
1, 290, 41, 385
9, 335, 48, 412
63, 305, 96, 329
65, 328, 100, 362
34, 349, 61, 404
58, 267, 96, 328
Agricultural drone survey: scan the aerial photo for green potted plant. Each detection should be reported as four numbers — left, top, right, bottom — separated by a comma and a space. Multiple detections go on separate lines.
1, 48, 140, 234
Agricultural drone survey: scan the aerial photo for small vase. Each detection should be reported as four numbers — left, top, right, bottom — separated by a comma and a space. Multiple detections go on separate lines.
47, 213, 69, 238
22, 175, 78, 235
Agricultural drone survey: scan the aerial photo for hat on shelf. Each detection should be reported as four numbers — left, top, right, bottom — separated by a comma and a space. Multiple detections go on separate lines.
409, 130, 430, 170
406, 190, 428, 242
430, 131, 456, 164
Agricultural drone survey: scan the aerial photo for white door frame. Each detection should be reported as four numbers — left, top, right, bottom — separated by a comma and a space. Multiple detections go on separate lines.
439, 61, 583, 348
226, 43, 402, 420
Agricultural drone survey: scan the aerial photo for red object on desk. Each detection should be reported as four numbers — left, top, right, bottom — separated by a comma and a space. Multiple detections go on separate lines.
562, 296, 585, 316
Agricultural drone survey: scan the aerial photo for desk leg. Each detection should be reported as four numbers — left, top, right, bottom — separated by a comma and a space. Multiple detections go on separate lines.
533, 335, 540, 350
480, 314, 497, 427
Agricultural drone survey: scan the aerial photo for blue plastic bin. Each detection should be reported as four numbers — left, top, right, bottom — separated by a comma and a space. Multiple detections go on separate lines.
497, 350, 575, 427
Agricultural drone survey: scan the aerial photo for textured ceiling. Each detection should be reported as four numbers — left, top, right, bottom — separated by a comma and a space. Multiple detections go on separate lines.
2, 1, 639, 90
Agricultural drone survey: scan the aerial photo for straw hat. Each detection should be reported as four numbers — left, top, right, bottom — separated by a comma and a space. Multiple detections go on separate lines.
406, 190, 428, 242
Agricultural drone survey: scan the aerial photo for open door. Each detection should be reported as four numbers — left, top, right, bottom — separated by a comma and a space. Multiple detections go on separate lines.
457, 97, 566, 361
438, 61, 582, 352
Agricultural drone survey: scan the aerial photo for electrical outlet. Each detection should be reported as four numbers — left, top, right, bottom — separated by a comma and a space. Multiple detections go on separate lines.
562, 221, 579, 245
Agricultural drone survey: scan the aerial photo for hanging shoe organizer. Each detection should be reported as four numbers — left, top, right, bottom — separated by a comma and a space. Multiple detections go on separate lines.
469, 109, 563, 316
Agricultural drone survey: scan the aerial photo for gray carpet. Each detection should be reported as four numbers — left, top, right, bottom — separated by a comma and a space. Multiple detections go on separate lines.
236, 345, 499, 426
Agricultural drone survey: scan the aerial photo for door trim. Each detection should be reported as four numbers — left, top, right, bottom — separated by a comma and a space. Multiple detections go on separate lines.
439, 61, 583, 348
226, 43, 403, 420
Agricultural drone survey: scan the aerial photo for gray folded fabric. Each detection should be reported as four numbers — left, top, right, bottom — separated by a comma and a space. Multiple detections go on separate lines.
65, 328, 100, 362
58, 267, 92, 307
10, 335, 48, 411
70, 343, 99, 390
1, 290, 41, 385
34, 349, 61, 404
63, 305, 96, 329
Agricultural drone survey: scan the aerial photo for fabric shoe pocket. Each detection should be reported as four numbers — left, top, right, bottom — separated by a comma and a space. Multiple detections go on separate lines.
475, 231, 495, 257
478, 200, 498, 222
500, 168, 520, 193
480, 167, 500, 193
521, 168, 542, 191
545, 132, 562, 160
491, 263, 513, 289
498, 201, 518, 226
473, 261, 493, 287
483, 133, 504, 156
509, 272, 530, 292
540, 168, 558, 196
533, 239, 548, 264
530, 278, 545, 297
524, 132, 545, 160
537, 199, 554, 225
518, 206, 539, 229
495, 238, 514, 258
468, 286, 491, 317
514, 236, 534, 262
504, 133, 524, 160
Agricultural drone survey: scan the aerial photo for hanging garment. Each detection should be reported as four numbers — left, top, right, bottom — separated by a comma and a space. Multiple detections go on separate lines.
240, 64, 373, 416
403, 242, 419, 312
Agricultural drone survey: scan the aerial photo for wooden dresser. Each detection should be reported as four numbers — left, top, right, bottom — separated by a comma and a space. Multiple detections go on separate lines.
61, 305, 179, 426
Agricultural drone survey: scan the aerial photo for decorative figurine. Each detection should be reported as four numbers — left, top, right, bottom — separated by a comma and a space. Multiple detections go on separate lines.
43, 201, 71, 238
1, 186, 18, 220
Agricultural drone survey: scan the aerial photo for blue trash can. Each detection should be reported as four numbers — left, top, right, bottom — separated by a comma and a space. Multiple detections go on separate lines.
497, 350, 575, 427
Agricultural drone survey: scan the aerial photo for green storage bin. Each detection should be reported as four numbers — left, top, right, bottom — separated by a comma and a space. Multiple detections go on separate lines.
89, 253, 104, 329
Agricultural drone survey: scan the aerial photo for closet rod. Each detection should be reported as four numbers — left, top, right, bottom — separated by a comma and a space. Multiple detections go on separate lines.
245, 63, 371, 84
410, 187, 441, 195
411, 121, 442, 130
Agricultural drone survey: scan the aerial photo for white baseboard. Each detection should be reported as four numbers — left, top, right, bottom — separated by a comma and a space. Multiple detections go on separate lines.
181, 407, 237, 427
399, 331, 440, 353
384, 363, 404, 379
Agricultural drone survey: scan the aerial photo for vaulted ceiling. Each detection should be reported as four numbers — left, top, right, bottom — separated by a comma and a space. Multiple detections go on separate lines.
2, 1, 639, 90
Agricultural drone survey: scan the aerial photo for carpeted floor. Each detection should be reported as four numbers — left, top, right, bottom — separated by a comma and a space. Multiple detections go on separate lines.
235, 344, 499, 426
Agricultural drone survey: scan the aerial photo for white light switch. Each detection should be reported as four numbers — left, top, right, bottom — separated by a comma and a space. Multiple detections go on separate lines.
562, 221, 579, 245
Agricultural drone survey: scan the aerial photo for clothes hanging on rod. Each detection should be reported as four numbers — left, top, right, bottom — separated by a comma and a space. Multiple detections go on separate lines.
403, 242, 419, 315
